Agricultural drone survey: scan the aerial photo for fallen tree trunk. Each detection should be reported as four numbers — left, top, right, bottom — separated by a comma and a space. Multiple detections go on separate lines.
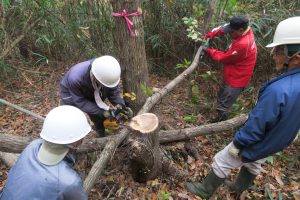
0, 134, 33, 153
0, 152, 19, 167
159, 113, 247, 143
83, 128, 129, 192
0, 114, 247, 153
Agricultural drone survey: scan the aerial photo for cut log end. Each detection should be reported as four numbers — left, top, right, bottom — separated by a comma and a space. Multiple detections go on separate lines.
129, 113, 159, 134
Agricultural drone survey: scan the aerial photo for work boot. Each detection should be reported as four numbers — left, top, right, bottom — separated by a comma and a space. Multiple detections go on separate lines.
225, 166, 257, 194
187, 170, 225, 199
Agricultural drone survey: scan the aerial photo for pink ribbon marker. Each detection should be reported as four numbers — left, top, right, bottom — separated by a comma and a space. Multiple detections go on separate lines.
112, 9, 142, 37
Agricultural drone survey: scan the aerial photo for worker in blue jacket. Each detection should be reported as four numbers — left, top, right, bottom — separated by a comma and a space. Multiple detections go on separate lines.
60, 55, 132, 137
0, 106, 91, 200
187, 16, 300, 199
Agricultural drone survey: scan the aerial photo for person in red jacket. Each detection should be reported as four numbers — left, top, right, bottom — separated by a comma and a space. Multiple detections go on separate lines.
204, 16, 257, 122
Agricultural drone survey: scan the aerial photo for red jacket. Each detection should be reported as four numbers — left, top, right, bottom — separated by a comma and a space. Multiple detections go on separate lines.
206, 28, 257, 87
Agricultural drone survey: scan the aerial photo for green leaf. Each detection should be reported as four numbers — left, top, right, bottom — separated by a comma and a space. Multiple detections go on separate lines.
278, 192, 283, 200
266, 156, 274, 164
175, 59, 191, 69
164, 192, 171, 200
140, 84, 154, 96
183, 115, 196, 123
231, 103, 240, 111
2, 0, 11, 9
191, 33, 198, 40
158, 191, 171, 200
265, 188, 274, 200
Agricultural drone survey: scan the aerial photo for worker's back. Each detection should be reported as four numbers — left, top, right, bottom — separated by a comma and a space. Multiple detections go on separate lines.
0, 139, 87, 200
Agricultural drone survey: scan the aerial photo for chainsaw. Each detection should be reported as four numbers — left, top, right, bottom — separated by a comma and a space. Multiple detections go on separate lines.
103, 106, 131, 129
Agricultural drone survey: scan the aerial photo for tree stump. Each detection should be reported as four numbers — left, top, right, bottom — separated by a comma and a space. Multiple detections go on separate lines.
128, 113, 160, 182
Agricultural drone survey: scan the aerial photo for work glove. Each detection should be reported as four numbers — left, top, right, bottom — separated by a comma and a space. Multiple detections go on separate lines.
123, 106, 134, 119
204, 26, 225, 39
228, 142, 240, 159
115, 104, 134, 119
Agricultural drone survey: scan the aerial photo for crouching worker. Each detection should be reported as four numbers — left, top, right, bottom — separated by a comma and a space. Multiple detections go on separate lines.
0, 105, 91, 200
60, 55, 133, 137
187, 16, 300, 198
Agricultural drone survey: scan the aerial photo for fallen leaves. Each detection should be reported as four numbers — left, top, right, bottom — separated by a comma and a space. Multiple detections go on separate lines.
293, 190, 300, 200
1, 65, 300, 200
272, 169, 284, 186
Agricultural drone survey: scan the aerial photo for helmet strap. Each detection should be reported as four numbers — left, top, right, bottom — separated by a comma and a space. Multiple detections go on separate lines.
283, 45, 290, 67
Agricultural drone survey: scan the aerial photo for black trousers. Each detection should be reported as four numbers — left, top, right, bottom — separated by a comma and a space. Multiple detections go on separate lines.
216, 84, 244, 119
88, 114, 106, 137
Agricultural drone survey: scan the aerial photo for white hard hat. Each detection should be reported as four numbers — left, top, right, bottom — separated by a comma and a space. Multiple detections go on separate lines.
91, 55, 121, 88
266, 17, 300, 48
40, 105, 91, 144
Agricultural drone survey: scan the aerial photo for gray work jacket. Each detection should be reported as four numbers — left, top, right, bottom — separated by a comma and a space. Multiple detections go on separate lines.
0, 139, 87, 200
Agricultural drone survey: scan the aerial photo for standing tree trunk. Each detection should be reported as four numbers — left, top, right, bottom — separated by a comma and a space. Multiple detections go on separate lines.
204, 0, 217, 33
111, 0, 149, 113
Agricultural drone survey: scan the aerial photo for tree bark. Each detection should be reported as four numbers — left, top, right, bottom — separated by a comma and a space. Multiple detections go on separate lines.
159, 114, 247, 143
127, 113, 160, 182
0, 134, 33, 153
0, 152, 19, 167
0, 114, 247, 153
111, 0, 149, 113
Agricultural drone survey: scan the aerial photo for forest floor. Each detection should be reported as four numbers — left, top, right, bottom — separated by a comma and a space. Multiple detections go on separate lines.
0, 61, 300, 200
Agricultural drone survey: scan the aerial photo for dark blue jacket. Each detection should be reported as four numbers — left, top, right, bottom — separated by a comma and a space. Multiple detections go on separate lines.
60, 60, 125, 116
234, 67, 300, 162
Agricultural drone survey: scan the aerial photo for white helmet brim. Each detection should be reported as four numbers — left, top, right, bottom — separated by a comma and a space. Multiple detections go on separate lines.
37, 141, 69, 166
